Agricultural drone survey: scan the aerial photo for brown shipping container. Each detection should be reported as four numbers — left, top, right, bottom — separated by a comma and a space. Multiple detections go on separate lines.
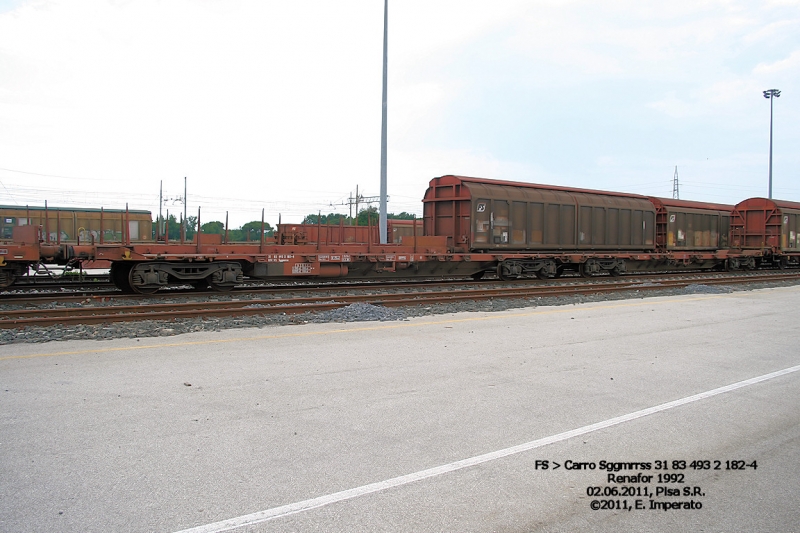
648, 198, 733, 251
0, 206, 153, 242
423, 175, 656, 252
730, 198, 800, 252
276, 219, 422, 246
388, 219, 424, 244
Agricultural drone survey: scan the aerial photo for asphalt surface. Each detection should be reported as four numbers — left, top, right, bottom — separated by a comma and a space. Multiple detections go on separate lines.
1, 286, 799, 533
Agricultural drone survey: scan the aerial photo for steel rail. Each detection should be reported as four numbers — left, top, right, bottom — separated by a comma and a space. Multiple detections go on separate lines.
0, 269, 792, 305
2, 271, 799, 329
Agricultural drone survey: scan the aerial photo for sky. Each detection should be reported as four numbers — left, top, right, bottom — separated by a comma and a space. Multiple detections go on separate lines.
0, 0, 798, 227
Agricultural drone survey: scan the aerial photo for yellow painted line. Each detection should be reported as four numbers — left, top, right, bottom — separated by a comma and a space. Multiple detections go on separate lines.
0, 288, 786, 362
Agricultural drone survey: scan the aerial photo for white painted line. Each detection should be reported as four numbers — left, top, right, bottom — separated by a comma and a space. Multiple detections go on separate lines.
172, 363, 800, 533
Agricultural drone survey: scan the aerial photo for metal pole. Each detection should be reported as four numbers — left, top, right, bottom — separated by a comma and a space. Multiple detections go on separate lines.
763, 89, 780, 199
379, 0, 388, 244
768, 95, 774, 199
44, 200, 49, 243
184, 176, 188, 236
196, 207, 201, 252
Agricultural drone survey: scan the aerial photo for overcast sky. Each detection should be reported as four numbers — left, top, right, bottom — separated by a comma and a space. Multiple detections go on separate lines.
1, 0, 798, 226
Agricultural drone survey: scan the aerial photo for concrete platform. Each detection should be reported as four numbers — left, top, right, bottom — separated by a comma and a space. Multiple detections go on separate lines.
1, 286, 799, 533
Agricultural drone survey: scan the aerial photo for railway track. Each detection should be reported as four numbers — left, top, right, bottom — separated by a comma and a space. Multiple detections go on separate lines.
2, 271, 799, 329
0, 268, 788, 304
1, 276, 498, 302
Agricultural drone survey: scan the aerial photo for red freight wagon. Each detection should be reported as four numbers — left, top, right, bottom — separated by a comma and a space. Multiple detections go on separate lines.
648, 198, 733, 251
730, 198, 800, 256
423, 175, 656, 253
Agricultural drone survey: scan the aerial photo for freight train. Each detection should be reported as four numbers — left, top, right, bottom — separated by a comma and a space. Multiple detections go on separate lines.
0, 176, 798, 293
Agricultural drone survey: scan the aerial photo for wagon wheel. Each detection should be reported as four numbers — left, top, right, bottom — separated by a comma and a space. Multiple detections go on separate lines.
608, 264, 625, 277
535, 270, 553, 280
190, 279, 209, 290
208, 281, 235, 292
496, 263, 517, 282
128, 269, 160, 294
0, 269, 16, 289
110, 262, 135, 293
129, 283, 160, 295
578, 263, 595, 278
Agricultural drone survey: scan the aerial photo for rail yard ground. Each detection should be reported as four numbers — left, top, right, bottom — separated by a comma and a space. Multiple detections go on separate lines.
1, 286, 799, 532
2, 275, 800, 344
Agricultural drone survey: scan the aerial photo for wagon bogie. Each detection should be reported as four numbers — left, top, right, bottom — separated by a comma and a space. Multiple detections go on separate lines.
110, 261, 244, 293
0, 266, 23, 288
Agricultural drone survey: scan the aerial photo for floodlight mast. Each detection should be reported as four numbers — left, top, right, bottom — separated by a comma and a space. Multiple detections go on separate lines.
379, 0, 388, 244
763, 89, 780, 199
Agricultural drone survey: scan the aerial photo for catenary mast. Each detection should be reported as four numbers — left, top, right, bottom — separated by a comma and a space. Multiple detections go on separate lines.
379, 0, 388, 244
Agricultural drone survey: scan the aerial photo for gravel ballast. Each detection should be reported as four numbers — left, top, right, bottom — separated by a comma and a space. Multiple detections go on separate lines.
0, 280, 797, 345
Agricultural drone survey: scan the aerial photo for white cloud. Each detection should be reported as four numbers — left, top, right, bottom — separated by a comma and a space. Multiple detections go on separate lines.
0, 0, 798, 225
754, 49, 800, 74
742, 18, 800, 44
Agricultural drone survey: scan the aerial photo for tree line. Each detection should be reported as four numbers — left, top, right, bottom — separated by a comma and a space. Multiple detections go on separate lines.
153, 215, 275, 241
302, 206, 417, 226
153, 207, 417, 241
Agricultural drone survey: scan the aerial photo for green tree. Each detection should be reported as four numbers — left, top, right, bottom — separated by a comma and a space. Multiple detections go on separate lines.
184, 216, 198, 240
233, 220, 275, 241
302, 212, 349, 225
356, 206, 379, 226
300, 209, 420, 227
201, 221, 225, 234
389, 212, 418, 220
153, 214, 197, 240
